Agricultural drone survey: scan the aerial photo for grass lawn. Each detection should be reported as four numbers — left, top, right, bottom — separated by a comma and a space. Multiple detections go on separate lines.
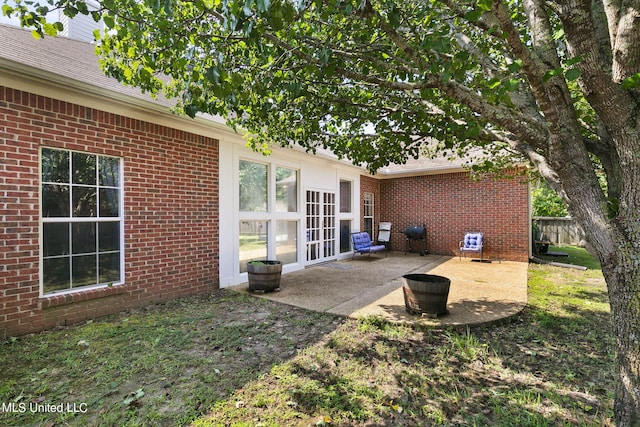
536, 245, 602, 270
1, 248, 614, 426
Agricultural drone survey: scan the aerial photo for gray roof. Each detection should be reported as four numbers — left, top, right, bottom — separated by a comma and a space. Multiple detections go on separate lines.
0, 23, 173, 108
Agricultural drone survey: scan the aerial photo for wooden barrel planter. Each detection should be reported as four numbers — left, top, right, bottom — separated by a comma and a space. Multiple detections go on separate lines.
247, 260, 282, 292
402, 274, 451, 317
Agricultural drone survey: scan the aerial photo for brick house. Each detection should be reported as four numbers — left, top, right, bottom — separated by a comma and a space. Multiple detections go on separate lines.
365, 166, 530, 261
0, 24, 530, 337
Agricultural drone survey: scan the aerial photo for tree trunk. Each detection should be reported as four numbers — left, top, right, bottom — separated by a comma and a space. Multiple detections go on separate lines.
541, 128, 640, 424
603, 246, 640, 425
556, 162, 640, 425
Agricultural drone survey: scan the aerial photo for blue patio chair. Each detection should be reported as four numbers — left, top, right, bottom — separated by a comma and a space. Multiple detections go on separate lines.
459, 232, 484, 260
351, 232, 387, 261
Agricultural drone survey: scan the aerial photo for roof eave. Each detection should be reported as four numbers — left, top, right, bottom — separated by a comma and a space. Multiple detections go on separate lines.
0, 57, 236, 137
375, 164, 468, 178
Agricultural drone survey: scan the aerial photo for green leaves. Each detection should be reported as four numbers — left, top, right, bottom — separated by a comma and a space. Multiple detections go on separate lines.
185, 104, 199, 118
256, 0, 270, 13
103, 14, 115, 29
532, 180, 568, 217
621, 73, 640, 89
2, 0, 601, 174
507, 59, 523, 73
565, 68, 581, 82
476, 0, 493, 12
386, 3, 400, 28
464, 8, 484, 22
205, 66, 222, 84
542, 67, 563, 82
42, 22, 63, 36
543, 56, 583, 83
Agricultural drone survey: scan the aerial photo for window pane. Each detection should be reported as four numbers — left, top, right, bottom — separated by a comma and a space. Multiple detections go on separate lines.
340, 180, 351, 213
363, 218, 373, 240
42, 148, 69, 183
99, 222, 120, 252
99, 156, 120, 187
276, 168, 297, 212
99, 188, 120, 217
363, 192, 374, 217
41, 148, 123, 294
239, 220, 268, 273
42, 184, 70, 217
340, 220, 351, 253
72, 222, 96, 254
276, 221, 297, 264
43, 223, 69, 257
43, 257, 70, 293
72, 187, 97, 217
239, 161, 267, 212
99, 252, 121, 284
72, 254, 97, 287
72, 152, 96, 185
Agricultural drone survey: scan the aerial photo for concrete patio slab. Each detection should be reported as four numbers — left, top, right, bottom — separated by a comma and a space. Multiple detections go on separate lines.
230, 252, 528, 327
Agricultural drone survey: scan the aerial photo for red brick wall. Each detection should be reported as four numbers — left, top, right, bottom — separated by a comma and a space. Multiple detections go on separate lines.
370, 171, 529, 262
0, 86, 219, 337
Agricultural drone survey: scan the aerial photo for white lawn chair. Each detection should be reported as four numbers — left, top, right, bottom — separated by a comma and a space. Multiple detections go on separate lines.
377, 222, 392, 251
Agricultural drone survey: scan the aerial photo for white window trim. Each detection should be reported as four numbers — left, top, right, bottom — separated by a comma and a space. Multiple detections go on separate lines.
339, 178, 353, 214
238, 158, 302, 269
336, 177, 357, 259
363, 191, 375, 237
39, 147, 125, 297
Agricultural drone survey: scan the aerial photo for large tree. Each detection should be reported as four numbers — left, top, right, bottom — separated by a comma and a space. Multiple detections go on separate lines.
4, 0, 640, 423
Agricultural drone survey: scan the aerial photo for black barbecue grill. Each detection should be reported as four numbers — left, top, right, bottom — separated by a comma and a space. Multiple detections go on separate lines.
404, 225, 427, 255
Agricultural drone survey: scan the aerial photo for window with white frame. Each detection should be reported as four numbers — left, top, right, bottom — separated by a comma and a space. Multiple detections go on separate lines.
338, 179, 355, 254
339, 179, 352, 213
41, 147, 123, 294
238, 160, 299, 273
275, 167, 297, 212
239, 160, 267, 212
363, 192, 374, 239
339, 219, 351, 253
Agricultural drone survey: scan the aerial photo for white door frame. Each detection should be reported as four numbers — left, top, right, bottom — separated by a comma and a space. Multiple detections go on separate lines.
305, 189, 336, 265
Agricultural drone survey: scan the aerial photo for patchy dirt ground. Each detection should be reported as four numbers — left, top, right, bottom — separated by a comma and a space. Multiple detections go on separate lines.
0, 268, 615, 426
0, 291, 343, 426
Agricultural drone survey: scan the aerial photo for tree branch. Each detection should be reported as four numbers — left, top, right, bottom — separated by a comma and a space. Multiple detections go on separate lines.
610, 4, 640, 81
555, 0, 636, 133
492, 0, 562, 126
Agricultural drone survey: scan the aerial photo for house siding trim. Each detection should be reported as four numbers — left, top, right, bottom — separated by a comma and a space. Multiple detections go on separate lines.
0, 64, 233, 142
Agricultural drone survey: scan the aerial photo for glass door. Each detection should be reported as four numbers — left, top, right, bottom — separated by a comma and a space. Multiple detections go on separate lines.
323, 192, 336, 258
306, 190, 336, 264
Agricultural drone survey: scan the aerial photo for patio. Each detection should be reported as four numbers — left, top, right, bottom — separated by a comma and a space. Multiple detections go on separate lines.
231, 252, 528, 327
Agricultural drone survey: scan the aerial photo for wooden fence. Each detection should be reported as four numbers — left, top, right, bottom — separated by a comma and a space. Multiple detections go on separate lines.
533, 217, 584, 246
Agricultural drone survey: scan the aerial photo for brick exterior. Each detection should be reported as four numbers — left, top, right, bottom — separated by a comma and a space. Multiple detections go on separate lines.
369, 171, 529, 262
0, 83, 528, 337
0, 86, 219, 337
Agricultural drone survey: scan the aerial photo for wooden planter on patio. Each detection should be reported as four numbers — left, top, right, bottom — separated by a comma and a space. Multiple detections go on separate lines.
402, 274, 450, 317
247, 260, 282, 292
